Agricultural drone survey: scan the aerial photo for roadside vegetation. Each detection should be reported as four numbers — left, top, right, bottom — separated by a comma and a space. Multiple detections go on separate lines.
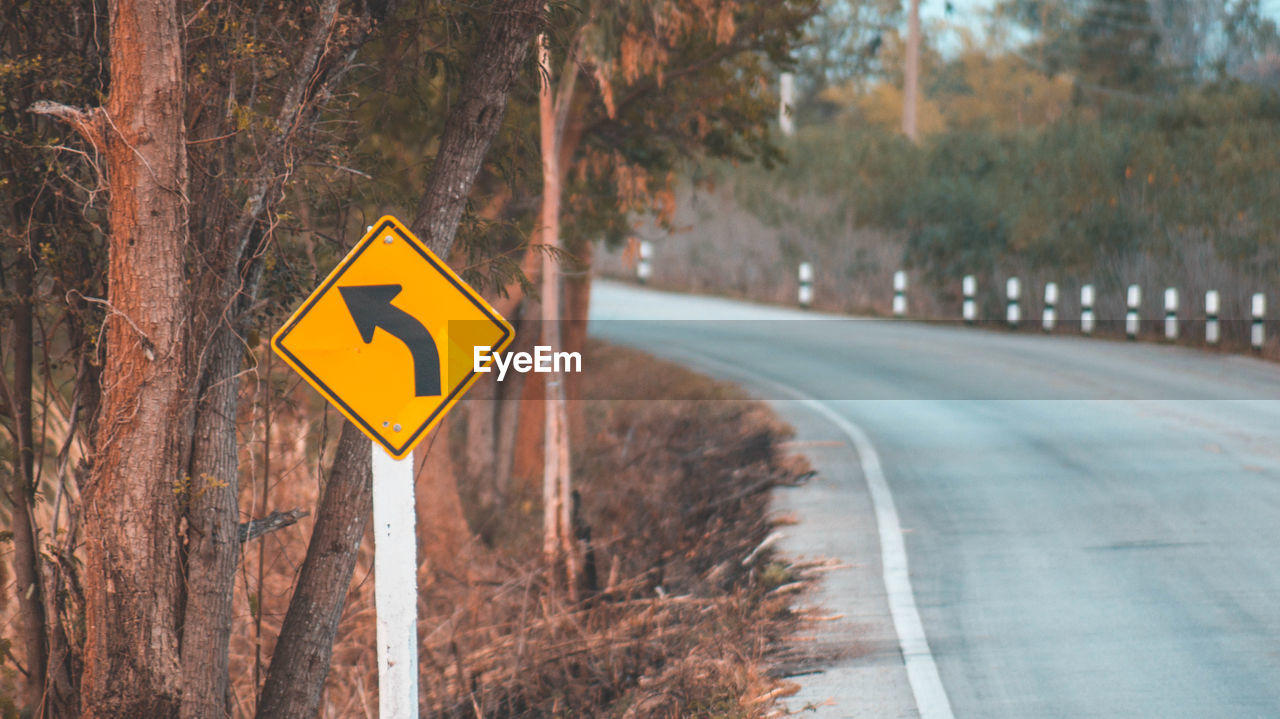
1, 1, 817, 715
600, 0, 1280, 353
212, 342, 812, 716
412, 341, 815, 717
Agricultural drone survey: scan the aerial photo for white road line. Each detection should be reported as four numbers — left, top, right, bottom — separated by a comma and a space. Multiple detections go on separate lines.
649, 347, 955, 719
798, 399, 955, 719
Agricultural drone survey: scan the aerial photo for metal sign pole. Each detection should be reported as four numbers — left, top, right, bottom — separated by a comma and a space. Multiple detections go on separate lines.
372, 441, 419, 718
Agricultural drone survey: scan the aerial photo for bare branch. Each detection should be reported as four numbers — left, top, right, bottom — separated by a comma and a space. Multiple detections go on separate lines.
28, 101, 107, 154
239, 508, 310, 543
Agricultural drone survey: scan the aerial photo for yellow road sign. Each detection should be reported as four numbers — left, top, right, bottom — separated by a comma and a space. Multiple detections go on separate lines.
272, 216, 514, 459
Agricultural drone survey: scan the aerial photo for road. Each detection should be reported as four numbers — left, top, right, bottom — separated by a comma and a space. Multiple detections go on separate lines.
588, 280, 1280, 719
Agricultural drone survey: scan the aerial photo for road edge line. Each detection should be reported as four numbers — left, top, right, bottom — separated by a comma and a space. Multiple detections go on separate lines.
642, 348, 955, 719
797, 398, 955, 719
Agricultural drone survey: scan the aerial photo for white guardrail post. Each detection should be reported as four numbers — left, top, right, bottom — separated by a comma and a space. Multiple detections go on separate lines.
1252, 292, 1266, 351
962, 274, 977, 324
636, 240, 653, 284
1126, 284, 1142, 339
798, 262, 813, 308
1006, 277, 1021, 328
1042, 282, 1058, 332
1081, 284, 1095, 336
893, 270, 908, 317
779, 72, 796, 137
1205, 290, 1220, 345
1164, 287, 1179, 341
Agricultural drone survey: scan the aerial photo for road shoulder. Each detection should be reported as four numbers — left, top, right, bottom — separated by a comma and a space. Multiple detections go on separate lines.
770, 400, 919, 718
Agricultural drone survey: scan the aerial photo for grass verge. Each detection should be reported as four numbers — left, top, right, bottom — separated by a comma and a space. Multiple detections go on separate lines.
414, 341, 815, 717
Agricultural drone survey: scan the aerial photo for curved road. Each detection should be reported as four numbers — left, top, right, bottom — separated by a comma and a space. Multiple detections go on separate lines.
588, 280, 1280, 719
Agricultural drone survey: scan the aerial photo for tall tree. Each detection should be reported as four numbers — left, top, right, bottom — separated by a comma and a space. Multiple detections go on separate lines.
2, 6, 106, 713
537, 26, 577, 588
257, 1, 544, 715
43, 0, 193, 713
21, 0, 543, 716
1077, 0, 1164, 93
903, 0, 921, 140
494, 0, 816, 506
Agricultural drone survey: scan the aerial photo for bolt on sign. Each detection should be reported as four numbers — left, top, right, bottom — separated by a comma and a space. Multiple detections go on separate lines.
272, 215, 514, 459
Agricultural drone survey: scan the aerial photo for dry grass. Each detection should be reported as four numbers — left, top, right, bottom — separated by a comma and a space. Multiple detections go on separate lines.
410, 341, 814, 717
2, 334, 819, 717
597, 181, 1280, 358
217, 341, 816, 717
597, 181, 916, 317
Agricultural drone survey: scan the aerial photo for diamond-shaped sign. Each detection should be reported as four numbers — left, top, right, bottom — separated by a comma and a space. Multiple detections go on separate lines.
272, 215, 513, 459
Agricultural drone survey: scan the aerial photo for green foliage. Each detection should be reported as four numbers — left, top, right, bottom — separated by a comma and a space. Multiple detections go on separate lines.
996, 0, 1280, 93
0, 1, 108, 324
726, 78, 1280, 282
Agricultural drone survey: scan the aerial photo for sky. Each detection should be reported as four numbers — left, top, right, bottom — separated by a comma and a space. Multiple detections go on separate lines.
917, 0, 1280, 58
923, 0, 1280, 23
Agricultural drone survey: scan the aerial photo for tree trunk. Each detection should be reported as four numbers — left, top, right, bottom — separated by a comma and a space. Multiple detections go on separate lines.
257, 1, 544, 711
493, 320, 533, 508
79, 0, 190, 715
538, 30, 576, 592
512, 346, 545, 492
493, 248, 543, 504
903, 0, 921, 142
5, 252, 49, 715
464, 375, 499, 514
415, 425, 471, 575
411, 0, 545, 255
255, 421, 372, 719
563, 241, 593, 440
179, 326, 244, 719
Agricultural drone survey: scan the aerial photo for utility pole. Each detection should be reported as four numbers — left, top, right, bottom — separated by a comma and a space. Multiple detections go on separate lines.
903, 0, 921, 142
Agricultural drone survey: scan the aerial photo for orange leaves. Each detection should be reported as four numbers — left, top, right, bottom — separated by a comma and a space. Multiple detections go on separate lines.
618, 34, 665, 84
714, 3, 737, 45
593, 64, 617, 119
605, 0, 738, 86
572, 147, 677, 223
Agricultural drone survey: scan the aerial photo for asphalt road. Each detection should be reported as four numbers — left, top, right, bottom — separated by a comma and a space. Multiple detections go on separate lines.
588, 280, 1280, 719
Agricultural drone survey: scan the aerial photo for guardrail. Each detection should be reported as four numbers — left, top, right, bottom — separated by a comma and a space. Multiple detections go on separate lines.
627, 254, 1269, 352
875, 270, 1269, 352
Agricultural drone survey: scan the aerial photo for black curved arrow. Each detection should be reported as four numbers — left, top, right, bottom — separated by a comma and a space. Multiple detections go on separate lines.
338, 284, 442, 397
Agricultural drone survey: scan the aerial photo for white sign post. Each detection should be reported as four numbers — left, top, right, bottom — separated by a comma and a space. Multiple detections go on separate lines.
272, 217, 513, 719
372, 444, 419, 718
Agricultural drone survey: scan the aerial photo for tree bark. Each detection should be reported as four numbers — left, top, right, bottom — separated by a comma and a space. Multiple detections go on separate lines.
494, 317, 534, 506
79, 0, 190, 715
179, 326, 243, 719
5, 252, 49, 715
415, 425, 471, 574
903, 0, 921, 142
537, 31, 576, 590
411, 0, 545, 255
464, 375, 498, 513
512, 346, 545, 490
256, 2, 543, 713
493, 248, 543, 504
563, 241, 593, 440
255, 422, 371, 719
